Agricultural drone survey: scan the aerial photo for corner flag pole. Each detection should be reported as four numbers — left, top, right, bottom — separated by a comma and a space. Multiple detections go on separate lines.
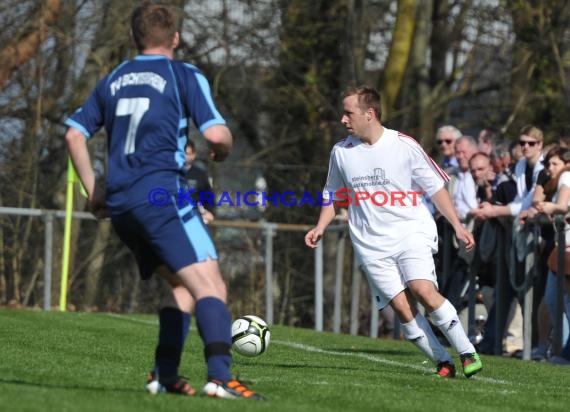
60, 156, 79, 312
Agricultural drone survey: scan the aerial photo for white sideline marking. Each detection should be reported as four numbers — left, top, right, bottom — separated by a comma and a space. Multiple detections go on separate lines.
105, 314, 507, 385
105, 313, 158, 325
273, 340, 508, 385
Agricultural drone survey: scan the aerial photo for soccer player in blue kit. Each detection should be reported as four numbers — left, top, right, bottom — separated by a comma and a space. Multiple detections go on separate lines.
65, 1, 263, 400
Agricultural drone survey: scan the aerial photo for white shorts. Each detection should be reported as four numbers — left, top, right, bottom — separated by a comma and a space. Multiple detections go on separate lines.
360, 237, 438, 310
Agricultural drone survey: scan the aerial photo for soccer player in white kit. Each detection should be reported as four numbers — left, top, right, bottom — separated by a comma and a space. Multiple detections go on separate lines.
305, 86, 483, 378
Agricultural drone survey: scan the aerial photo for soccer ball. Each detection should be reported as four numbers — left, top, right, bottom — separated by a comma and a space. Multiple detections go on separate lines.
231, 315, 271, 357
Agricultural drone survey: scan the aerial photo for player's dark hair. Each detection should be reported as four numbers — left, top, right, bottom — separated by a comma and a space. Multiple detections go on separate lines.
343, 86, 382, 121
131, 1, 180, 52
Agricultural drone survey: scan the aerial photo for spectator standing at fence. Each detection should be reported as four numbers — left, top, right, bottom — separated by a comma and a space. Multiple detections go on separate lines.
534, 147, 570, 365
489, 143, 518, 205
558, 134, 570, 149
437, 136, 479, 310
453, 136, 479, 220
468, 149, 518, 210
518, 147, 561, 360
435, 125, 461, 174
468, 152, 496, 290
185, 140, 215, 224
473, 125, 544, 220
64, 1, 264, 400
477, 129, 500, 156
509, 139, 524, 168
305, 85, 483, 379
426, 126, 461, 217
473, 126, 544, 356
469, 152, 524, 356
468, 153, 495, 206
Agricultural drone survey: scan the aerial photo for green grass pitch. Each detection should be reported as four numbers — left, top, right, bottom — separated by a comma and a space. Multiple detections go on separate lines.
0, 308, 568, 412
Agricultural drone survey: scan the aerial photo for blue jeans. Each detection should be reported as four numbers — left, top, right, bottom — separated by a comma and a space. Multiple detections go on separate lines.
544, 271, 570, 356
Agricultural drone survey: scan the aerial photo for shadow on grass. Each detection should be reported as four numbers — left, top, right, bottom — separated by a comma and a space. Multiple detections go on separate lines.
0, 377, 140, 394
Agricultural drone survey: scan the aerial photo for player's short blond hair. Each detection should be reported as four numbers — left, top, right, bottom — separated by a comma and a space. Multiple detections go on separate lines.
343, 86, 382, 121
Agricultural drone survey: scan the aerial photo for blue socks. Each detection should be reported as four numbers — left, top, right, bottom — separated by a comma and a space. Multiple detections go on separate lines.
195, 297, 232, 382
155, 307, 191, 381
155, 298, 233, 383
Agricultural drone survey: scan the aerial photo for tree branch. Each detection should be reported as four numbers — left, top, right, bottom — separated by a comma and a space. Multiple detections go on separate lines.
0, 0, 61, 90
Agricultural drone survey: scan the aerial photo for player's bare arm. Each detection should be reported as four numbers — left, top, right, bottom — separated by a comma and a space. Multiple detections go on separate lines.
65, 127, 107, 218
430, 187, 475, 252
305, 202, 339, 248
65, 128, 95, 197
203, 124, 233, 162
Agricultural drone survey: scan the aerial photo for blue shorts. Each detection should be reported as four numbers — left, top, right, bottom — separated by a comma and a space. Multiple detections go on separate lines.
111, 201, 218, 280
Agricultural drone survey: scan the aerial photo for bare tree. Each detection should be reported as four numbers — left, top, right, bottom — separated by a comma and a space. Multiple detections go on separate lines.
0, 0, 62, 90
381, 0, 417, 118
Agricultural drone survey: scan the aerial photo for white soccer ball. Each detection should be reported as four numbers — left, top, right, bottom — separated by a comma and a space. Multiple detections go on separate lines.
231, 315, 271, 357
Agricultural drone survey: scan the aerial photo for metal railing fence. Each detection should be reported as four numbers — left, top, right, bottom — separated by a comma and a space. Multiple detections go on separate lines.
1, 205, 566, 354
440, 214, 566, 360
0, 206, 387, 337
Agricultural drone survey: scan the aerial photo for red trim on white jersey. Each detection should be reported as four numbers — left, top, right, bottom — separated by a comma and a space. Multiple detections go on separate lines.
397, 131, 449, 182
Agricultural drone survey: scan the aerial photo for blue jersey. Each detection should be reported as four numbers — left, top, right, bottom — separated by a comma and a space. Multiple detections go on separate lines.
65, 55, 226, 213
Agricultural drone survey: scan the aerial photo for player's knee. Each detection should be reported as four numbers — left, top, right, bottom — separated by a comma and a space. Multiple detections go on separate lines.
408, 280, 438, 299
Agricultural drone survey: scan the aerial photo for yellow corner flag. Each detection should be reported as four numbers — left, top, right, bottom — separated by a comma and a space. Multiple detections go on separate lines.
60, 157, 86, 311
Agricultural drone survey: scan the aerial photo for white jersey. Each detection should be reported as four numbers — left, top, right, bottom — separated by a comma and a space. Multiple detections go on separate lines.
323, 128, 448, 263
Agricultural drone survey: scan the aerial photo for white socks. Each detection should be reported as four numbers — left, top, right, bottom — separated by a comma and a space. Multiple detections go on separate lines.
402, 313, 452, 364
430, 299, 475, 355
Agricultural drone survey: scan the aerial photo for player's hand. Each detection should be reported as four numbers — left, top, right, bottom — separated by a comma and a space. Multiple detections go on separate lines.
89, 187, 109, 219
200, 209, 215, 224
455, 225, 475, 252
208, 144, 230, 162
305, 227, 324, 248
209, 149, 225, 162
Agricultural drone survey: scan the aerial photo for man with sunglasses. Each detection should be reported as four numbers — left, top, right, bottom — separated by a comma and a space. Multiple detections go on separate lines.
436, 125, 462, 174
472, 125, 544, 220
427, 125, 461, 215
